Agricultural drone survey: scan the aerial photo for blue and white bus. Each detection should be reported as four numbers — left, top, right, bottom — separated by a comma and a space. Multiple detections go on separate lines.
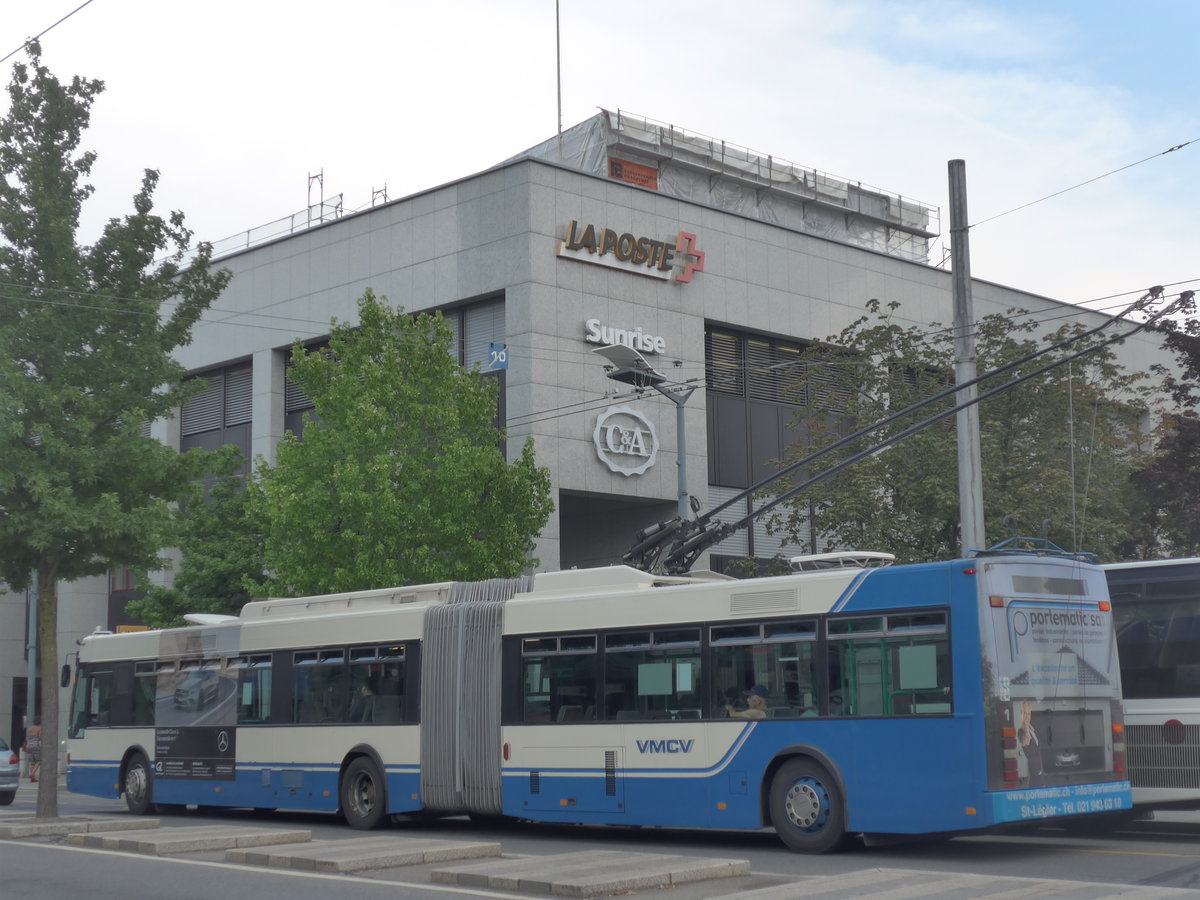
67, 551, 1130, 852
1105, 558, 1200, 809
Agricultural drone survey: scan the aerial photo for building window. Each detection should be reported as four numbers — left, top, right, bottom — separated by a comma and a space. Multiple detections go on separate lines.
284, 297, 507, 441
284, 341, 328, 438
444, 297, 505, 371
181, 363, 252, 476
706, 325, 847, 568
442, 297, 507, 449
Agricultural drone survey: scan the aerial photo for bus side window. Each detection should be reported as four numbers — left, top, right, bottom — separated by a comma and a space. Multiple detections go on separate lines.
132, 661, 156, 726
828, 612, 951, 716
238, 655, 273, 724
69, 669, 90, 738
520, 635, 598, 723
72, 667, 114, 731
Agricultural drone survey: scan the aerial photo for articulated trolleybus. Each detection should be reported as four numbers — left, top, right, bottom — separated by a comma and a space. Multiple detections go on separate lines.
1106, 558, 1200, 809
68, 550, 1130, 852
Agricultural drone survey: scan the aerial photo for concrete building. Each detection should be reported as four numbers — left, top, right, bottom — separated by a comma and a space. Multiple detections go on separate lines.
0, 110, 1170, 746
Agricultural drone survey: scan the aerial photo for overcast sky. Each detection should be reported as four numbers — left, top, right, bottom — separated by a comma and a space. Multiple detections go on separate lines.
5, 0, 1197, 318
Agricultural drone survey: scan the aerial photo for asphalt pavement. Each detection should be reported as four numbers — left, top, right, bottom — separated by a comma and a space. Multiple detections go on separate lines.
4, 777, 1200, 898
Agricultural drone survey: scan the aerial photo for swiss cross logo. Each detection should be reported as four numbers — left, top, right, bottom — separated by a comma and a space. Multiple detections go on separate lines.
675, 232, 705, 283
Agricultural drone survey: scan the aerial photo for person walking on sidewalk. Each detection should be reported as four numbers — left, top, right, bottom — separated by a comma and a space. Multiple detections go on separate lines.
24, 717, 42, 783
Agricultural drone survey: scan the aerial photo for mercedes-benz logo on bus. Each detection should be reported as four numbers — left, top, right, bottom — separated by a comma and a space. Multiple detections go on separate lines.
593, 405, 658, 476
217, 730, 230, 753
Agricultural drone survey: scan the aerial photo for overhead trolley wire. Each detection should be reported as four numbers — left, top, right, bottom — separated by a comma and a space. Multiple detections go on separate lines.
970, 138, 1200, 229
0, 0, 96, 66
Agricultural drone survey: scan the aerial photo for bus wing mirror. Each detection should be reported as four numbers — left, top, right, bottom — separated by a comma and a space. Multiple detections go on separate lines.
61, 664, 72, 688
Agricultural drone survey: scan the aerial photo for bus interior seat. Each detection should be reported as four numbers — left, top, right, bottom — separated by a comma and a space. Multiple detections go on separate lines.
372, 696, 402, 723
557, 704, 584, 722
615, 709, 643, 720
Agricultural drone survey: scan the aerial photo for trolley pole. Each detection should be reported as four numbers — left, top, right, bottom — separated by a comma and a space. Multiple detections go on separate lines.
948, 160, 986, 554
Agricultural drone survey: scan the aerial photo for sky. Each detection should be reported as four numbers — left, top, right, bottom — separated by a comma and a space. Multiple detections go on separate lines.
3, 0, 1197, 317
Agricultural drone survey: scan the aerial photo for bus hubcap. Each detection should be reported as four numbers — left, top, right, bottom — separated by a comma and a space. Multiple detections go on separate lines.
127, 765, 147, 802
351, 773, 376, 814
784, 777, 828, 830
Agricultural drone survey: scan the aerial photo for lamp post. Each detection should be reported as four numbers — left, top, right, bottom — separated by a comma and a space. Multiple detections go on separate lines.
592, 344, 697, 520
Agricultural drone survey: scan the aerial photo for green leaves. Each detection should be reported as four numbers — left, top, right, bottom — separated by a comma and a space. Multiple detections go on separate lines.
249, 290, 553, 596
0, 42, 227, 817
769, 303, 1152, 563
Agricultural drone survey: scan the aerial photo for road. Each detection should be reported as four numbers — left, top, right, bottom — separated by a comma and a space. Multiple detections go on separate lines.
3, 780, 1199, 898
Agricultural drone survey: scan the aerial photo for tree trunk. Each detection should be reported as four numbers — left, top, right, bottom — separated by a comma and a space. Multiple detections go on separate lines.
35, 562, 58, 819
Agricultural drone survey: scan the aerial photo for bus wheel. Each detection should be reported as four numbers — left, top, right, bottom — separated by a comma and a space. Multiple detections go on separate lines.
124, 753, 154, 816
341, 757, 387, 830
769, 758, 847, 853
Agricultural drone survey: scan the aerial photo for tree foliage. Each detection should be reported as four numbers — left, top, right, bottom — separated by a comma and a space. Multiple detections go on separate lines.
126, 467, 266, 628
250, 290, 553, 595
768, 300, 1152, 563
0, 43, 228, 816
1129, 319, 1200, 555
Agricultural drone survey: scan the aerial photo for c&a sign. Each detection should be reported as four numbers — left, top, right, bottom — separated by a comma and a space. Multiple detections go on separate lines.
557, 220, 705, 284
593, 405, 658, 476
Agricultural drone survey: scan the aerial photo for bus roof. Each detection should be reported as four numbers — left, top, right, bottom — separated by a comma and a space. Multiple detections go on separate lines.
1103, 558, 1200, 572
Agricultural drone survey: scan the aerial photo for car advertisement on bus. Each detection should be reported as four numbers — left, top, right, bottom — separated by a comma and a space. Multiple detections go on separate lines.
153, 627, 239, 781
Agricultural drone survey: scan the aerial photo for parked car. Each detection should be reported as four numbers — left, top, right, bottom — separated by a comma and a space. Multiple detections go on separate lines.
174, 667, 220, 710
0, 737, 18, 805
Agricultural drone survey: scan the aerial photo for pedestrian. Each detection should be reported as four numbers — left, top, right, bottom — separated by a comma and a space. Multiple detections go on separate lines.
25, 716, 42, 783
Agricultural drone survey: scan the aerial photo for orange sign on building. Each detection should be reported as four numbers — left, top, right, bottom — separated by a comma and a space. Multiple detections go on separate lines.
608, 157, 658, 190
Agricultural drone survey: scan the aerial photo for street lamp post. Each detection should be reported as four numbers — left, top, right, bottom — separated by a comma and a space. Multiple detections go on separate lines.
592, 344, 697, 520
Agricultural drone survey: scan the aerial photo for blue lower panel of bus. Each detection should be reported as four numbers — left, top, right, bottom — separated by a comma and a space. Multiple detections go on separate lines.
69, 759, 423, 815
501, 718, 989, 835
68, 761, 122, 799
499, 720, 1131, 837
989, 781, 1131, 823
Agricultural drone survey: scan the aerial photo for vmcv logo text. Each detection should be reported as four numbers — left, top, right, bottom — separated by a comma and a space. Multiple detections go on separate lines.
636, 739, 694, 754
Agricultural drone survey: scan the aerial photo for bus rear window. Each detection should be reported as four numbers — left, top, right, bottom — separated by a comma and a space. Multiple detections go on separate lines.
1011, 575, 1086, 596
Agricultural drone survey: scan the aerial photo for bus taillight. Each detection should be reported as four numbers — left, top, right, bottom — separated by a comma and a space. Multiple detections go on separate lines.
1113, 723, 1126, 773
1001, 727, 1019, 782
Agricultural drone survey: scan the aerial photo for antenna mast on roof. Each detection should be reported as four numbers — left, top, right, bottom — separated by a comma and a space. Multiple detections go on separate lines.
555, 0, 563, 159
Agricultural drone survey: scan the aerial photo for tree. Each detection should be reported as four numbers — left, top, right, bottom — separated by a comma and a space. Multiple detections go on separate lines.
250, 290, 553, 595
0, 43, 229, 816
1129, 318, 1200, 555
126, 467, 267, 628
768, 300, 1152, 563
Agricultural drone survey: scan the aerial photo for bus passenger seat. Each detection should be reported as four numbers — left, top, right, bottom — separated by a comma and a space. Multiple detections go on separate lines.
557, 705, 584, 722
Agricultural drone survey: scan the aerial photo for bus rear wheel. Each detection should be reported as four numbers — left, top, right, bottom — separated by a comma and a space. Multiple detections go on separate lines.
341, 757, 387, 830
769, 758, 847, 853
124, 752, 154, 816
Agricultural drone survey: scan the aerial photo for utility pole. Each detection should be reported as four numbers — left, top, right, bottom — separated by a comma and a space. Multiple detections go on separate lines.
948, 160, 986, 554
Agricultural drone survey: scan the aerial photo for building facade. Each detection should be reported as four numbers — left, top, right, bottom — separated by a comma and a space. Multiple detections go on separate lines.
0, 110, 1170, 746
